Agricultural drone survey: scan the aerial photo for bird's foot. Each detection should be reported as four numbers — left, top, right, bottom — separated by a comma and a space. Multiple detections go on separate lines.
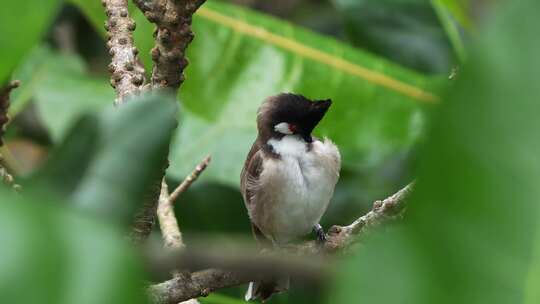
313, 223, 327, 244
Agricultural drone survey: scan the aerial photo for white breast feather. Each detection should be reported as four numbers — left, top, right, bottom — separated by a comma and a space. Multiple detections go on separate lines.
256, 135, 340, 244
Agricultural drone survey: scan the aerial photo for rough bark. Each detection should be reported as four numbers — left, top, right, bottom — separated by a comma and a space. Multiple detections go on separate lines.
102, 0, 147, 104
0, 80, 21, 192
133, 0, 206, 90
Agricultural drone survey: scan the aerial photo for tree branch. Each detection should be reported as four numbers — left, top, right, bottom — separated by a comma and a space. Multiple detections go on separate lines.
0, 80, 19, 146
0, 160, 20, 192
127, 0, 207, 245
155, 156, 210, 304
102, 0, 147, 104
157, 179, 184, 249
157, 156, 210, 250
148, 182, 414, 303
0, 80, 21, 192
169, 155, 211, 203
133, 0, 206, 90
149, 269, 250, 304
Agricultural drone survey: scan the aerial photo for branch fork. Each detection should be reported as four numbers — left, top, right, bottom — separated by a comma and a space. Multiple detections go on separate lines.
149, 183, 415, 303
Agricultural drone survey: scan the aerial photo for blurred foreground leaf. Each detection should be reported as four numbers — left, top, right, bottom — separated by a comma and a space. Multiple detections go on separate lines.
0, 189, 147, 304
71, 93, 177, 224
331, 0, 540, 303
29, 93, 177, 225
0, 0, 61, 83
70, 0, 442, 187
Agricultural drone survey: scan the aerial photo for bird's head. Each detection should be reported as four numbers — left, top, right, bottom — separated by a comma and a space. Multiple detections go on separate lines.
257, 93, 332, 142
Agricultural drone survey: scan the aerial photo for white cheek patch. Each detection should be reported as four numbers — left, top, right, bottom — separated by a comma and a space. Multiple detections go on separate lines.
274, 122, 293, 135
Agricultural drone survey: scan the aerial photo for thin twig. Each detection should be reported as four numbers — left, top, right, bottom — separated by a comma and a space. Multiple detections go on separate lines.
148, 182, 414, 303
102, 0, 146, 104
133, 0, 207, 90
169, 155, 211, 203
157, 179, 185, 249
157, 156, 211, 249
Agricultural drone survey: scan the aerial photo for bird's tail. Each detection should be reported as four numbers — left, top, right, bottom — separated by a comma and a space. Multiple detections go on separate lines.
244, 276, 290, 302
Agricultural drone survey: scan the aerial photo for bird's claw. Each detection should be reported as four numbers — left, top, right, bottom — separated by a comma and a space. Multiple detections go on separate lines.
313, 223, 327, 244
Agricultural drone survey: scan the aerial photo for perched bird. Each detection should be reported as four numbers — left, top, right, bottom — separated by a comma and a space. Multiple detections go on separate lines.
240, 93, 341, 301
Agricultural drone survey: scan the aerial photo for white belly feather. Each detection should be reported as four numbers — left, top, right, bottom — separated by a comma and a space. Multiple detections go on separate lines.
256, 135, 340, 244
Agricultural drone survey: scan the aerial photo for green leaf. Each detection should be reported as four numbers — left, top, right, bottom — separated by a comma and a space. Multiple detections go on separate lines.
333, 0, 454, 73
431, 0, 466, 62
199, 293, 248, 304
10, 45, 113, 142
68, 0, 108, 36
438, 0, 473, 30
0, 0, 62, 83
68, 0, 443, 187
0, 189, 147, 304
27, 115, 101, 196
331, 0, 540, 303
71, 93, 177, 224
172, 1, 442, 186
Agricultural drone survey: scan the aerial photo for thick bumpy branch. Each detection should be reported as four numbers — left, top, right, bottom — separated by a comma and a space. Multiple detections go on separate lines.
0, 80, 19, 146
148, 183, 414, 304
127, 0, 206, 245
1, 81, 21, 192
133, 0, 206, 90
0, 155, 20, 192
102, 0, 146, 104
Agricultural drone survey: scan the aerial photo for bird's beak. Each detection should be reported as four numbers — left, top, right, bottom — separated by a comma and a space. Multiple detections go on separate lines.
310, 99, 332, 121
313, 99, 332, 112
300, 99, 332, 142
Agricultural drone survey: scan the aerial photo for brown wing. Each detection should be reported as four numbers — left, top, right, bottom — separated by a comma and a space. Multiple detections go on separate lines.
240, 140, 264, 207
240, 140, 274, 246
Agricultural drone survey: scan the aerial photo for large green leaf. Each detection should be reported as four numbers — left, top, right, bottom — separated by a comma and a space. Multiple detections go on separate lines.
331, 0, 540, 303
10, 46, 113, 142
0, 0, 62, 83
174, 2, 442, 186
0, 189, 147, 304
67, 0, 443, 187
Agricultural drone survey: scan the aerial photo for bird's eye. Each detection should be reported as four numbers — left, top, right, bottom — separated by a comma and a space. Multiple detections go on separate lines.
274, 122, 294, 135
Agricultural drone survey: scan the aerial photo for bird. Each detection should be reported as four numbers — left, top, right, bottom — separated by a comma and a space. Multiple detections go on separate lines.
240, 93, 341, 302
